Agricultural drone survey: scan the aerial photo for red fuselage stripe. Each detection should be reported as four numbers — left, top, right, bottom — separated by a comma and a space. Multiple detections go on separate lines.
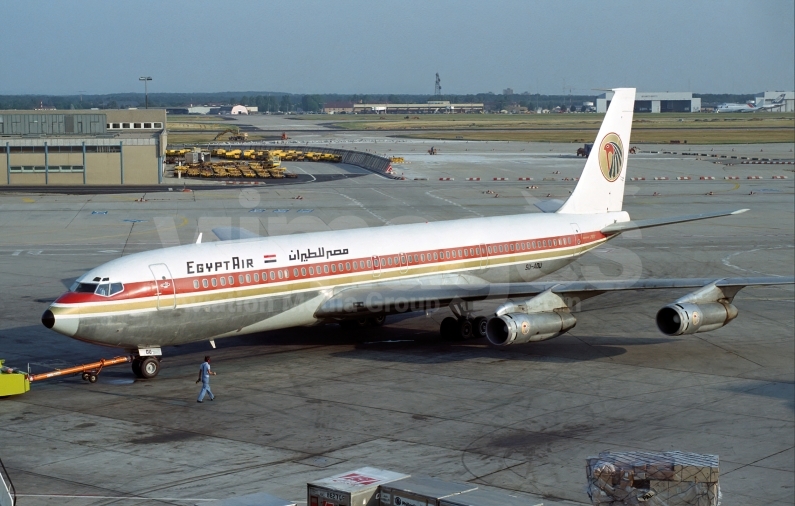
55, 231, 606, 306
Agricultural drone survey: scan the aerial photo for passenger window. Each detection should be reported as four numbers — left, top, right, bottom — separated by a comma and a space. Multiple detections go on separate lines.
421, 254, 425, 261
301, 268, 307, 276
270, 271, 275, 280
245, 274, 251, 283
458, 250, 462, 257
346, 262, 351, 270
293, 268, 299, 277
487, 247, 491, 254
202, 279, 208, 288
278, 271, 283, 279
498, 245, 503, 253
283, 270, 289, 278
254, 273, 259, 282
510, 244, 515, 251
239, 275, 244, 284
193, 280, 199, 289
339, 263, 344, 271
532, 241, 536, 249
353, 261, 358, 270
95, 283, 110, 296
109, 282, 124, 295
452, 250, 456, 258
543, 240, 547, 247
331, 264, 337, 272
521, 243, 525, 250
388, 258, 392, 266
220, 277, 226, 286
445, 251, 450, 259
228, 276, 234, 285
366, 260, 372, 268
211, 278, 217, 287
323, 265, 329, 273
309, 267, 314, 275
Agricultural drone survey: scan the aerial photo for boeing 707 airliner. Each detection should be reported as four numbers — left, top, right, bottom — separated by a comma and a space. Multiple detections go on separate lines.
41, 88, 793, 379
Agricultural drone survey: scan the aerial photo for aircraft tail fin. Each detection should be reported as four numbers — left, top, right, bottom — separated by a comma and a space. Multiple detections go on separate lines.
557, 88, 635, 215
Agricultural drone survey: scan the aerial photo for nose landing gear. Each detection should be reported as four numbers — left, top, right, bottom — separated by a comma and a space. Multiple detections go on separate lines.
131, 356, 161, 379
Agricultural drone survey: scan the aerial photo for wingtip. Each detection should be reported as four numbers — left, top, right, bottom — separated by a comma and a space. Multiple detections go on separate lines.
731, 209, 750, 215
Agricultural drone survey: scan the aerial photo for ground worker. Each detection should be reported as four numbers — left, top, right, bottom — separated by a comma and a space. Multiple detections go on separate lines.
196, 355, 216, 403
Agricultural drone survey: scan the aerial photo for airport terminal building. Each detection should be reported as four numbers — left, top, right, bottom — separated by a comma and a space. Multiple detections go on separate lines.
0, 109, 166, 186
597, 92, 701, 113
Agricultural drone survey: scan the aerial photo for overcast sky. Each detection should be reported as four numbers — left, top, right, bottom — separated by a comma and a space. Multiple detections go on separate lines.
1, 0, 792, 96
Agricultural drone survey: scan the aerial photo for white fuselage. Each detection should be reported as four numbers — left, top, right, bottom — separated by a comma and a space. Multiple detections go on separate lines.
45, 210, 629, 350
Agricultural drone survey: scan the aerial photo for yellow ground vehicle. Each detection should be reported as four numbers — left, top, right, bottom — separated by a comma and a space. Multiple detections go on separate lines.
212, 148, 227, 156
213, 128, 248, 142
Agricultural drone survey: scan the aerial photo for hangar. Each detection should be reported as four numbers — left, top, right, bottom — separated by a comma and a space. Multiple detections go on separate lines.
0, 109, 166, 186
597, 92, 701, 113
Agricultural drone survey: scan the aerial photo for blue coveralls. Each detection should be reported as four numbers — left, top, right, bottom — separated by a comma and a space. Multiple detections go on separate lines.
197, 362, 214, 401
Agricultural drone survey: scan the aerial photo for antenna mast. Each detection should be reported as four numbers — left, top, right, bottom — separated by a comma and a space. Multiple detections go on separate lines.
434, 73, 442, 96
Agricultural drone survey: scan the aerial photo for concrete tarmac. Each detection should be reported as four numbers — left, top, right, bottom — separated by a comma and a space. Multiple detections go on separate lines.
0, 129, 792, 505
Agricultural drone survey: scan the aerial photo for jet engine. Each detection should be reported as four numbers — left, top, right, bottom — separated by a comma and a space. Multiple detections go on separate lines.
656, 301, 737, 336
486, 310, 576, 346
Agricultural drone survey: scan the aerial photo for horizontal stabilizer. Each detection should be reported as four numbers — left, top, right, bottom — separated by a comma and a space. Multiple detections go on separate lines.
601, 209, 748, 234
212, 227, 261, 241
534, 199, 565, 213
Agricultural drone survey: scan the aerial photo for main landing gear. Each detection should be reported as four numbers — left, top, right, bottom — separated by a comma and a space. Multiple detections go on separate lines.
440, 302, 488, 341
131, 356, 161, 379
339, 315, 387, 329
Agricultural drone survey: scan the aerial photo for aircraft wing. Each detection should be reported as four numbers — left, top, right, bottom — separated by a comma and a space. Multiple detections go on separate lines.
212, 227, 261, 241
314, 276, 793, 318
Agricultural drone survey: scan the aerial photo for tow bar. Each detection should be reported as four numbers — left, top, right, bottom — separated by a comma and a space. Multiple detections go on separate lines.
28, 356, 132, 383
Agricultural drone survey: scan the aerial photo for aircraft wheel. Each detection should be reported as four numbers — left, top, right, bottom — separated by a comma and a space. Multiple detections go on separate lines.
458, 319, 474, 340
440, 317, 459, 341
368, 315, 386, 327
131, 358, 144, 378
82, 372, 90, 381
88, 374, 97, 383
473, 316, 488, 339
139, 357, 160, 379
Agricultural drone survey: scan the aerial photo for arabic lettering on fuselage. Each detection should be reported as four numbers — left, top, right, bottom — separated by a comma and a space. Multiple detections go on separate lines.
288, 247, 350, 263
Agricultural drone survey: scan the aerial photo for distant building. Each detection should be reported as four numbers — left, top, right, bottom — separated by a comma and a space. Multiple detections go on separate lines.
352, 101, 484, 114
503, 88, 514, 95
322, 101, 354, 114
755, 91, 794, 112
1, 109, 166, 186
230, 105, 248, 115
597, 91, 701, 113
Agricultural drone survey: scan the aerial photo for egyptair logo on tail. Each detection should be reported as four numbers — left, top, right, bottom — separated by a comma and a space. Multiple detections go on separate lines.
598, 132, 624, 182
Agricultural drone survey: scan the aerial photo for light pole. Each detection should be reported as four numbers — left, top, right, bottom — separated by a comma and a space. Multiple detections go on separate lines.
139, 76, 152, 109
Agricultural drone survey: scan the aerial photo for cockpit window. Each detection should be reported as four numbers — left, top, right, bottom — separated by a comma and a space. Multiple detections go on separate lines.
74, 283, 99, 293
94, 282, 124, 297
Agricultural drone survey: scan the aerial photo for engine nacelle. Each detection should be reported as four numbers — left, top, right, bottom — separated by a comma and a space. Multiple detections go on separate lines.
656, 302, 738, 336
486, 310, 576, 346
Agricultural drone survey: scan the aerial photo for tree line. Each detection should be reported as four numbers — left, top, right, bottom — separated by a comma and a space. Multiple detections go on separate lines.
0, 92, 760, 113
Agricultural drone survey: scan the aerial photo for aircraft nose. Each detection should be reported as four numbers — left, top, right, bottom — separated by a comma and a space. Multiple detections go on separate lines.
41, 309, 79, 337
41, 309, 55, 328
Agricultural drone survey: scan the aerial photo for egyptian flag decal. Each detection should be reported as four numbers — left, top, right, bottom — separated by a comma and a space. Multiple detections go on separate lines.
263, 254, 277, 264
